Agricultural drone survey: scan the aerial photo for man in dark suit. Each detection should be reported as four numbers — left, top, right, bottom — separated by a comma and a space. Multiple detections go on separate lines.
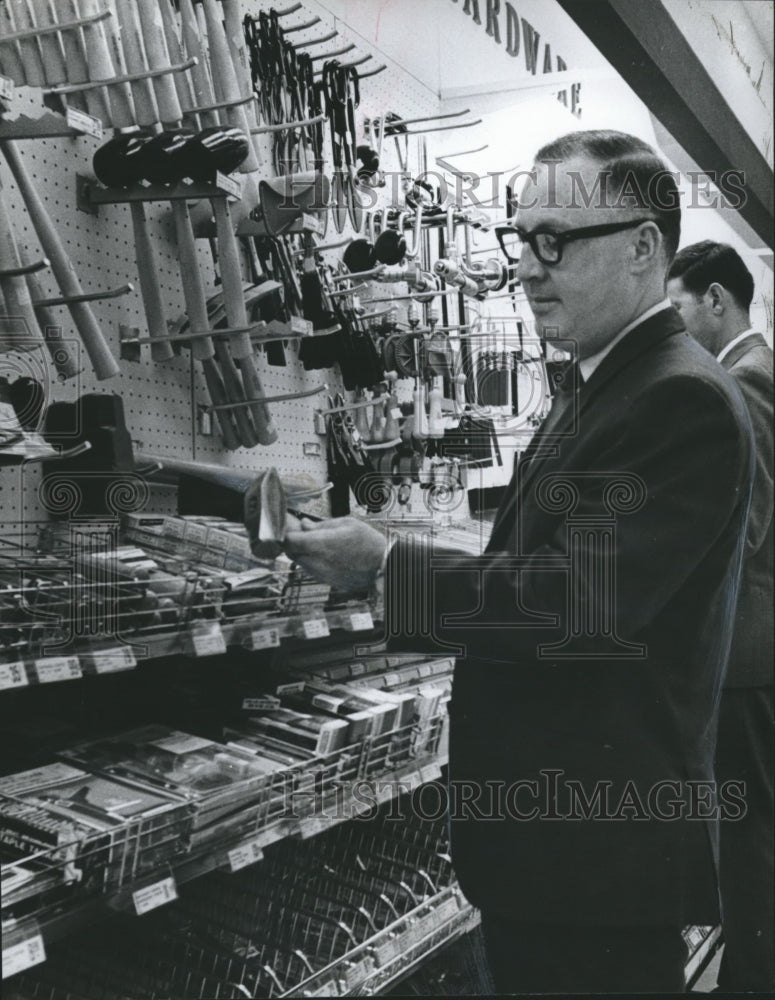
668, 241, 774, 993
285, 131, 754, 993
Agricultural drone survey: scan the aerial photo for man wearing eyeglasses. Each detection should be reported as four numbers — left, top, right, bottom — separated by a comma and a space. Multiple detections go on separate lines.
285, 130, 754, 993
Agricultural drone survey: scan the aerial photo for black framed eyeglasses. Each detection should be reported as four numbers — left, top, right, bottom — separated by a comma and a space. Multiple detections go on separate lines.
495, 218, 660, 266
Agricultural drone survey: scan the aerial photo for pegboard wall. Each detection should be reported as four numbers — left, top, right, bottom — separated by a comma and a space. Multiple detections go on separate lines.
0, 0, 444, 526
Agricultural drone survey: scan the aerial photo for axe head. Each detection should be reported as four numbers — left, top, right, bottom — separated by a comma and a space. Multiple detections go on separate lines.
244, 467, 286, 560
257, 172, 329, 236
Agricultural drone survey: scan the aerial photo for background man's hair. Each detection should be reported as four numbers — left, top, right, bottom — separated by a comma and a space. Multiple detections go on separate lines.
535, 130, 681, 261
668, 240, 754, 312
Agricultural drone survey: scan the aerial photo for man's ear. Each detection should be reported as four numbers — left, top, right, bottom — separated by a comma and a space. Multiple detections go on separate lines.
707, 282, 726, 314
629, 221, 661, 270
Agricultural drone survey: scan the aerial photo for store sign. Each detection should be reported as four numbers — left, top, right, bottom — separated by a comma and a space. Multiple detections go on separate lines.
449, 0, 582, 115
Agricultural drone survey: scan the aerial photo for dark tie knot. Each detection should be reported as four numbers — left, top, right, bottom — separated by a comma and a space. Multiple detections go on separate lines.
552, 358, 580, 397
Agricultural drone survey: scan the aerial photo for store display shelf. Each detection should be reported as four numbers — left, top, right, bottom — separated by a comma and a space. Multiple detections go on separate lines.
0, 601, 380, 692
283, 885, 478, 997
683, 924, 723, 987
2, 731, 447, 979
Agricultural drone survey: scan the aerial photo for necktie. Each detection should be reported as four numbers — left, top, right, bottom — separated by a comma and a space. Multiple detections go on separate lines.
539, 358, 580, 439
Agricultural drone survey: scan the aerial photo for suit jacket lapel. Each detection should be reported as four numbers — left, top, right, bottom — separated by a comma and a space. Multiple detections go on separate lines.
486, 308, 686, 552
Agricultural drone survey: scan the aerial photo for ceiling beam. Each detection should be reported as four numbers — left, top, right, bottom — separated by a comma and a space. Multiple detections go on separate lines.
555, 0, 773, 249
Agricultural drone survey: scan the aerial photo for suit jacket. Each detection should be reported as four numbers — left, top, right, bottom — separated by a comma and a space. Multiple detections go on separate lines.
385, 308, 754, 925
719, 333, 773, 688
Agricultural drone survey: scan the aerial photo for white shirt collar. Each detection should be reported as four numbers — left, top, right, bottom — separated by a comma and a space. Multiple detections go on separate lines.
579, 299, 672, 383
717, 328, 756, 364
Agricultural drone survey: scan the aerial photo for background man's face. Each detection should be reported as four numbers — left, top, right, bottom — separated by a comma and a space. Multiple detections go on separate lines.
667, 277, 715, 350
516, 156, 648, 359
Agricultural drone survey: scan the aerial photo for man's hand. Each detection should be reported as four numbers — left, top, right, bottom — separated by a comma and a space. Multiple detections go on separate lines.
283, 516, 388, 593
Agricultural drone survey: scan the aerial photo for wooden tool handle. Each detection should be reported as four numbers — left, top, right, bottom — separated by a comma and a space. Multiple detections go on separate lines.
171, 199, 248, 450
128, 202, 174, 362
179, 0, 220, 130
79, 0, 135, 128
23, 254, 81, 380
53, 0, 107, 121
135, 0, 183, 127
2, 141, 120, 379
0, 180, 47, 354
201, 0, 259, 172
114, 1, 159, 126
157, 0, 200, 129
213, 198, 277, 445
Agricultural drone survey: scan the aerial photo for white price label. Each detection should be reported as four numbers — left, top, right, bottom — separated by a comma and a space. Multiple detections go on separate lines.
227, 838, 264, 872
302, 618, 329, 640
2, 933, 46, 979
349, 611, 374, 631
301, 212, 322, 234
152, 733, 212, 755
250, 628, 280, 651
390, 407, 402, 420
435, 897, 461, 922
276, 681, 304, 696
94, 647, 137, 674
290, 316, 313, 336
308, 981, 338, 997
66, 106, 102, 139
132, 876, 177, 915
0, 76, 14, 102
241, 696, 280, 711
419, 763, 442, 784
215, 171, 242, 199
0, 662, 28, 691
191, 622, 227, 657
35, 656, 82, 684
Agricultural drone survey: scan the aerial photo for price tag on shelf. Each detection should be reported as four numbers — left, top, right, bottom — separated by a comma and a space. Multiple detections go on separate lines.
419, 762, 442, 784
306, 980, 338, 997
343, 956, 373, 989
0, 662, 28, 691
276, 681, 304, 696
348, 611, 374, 632
390, 407, 402, 420
132, 876, 177, 915
302, 618, 329, 640
191, 622, 227, 657
250, 627, 280, 651
434, 896, 461, 923
242, 696, 281, 712
65, 107, 102, 139
215, 171, 242, 199
301, 212, 322, 235
35, 656, 82, 684
227, 838, 264, 872
2, 932, 46, 979
373, 935, 400, 966
93, 647, 137, 674
290, 316, 313, 336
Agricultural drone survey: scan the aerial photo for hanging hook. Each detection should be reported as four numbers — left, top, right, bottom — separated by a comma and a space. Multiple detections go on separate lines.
311, 43, 356, 63
0, 257, 49, 279
358, 64, 387, 79
294, 29, 338, 48
404, 204, 424, 260
283, 16, 322, 33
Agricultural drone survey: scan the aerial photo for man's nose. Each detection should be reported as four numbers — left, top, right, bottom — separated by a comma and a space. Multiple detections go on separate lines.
516, 240, 545, 282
